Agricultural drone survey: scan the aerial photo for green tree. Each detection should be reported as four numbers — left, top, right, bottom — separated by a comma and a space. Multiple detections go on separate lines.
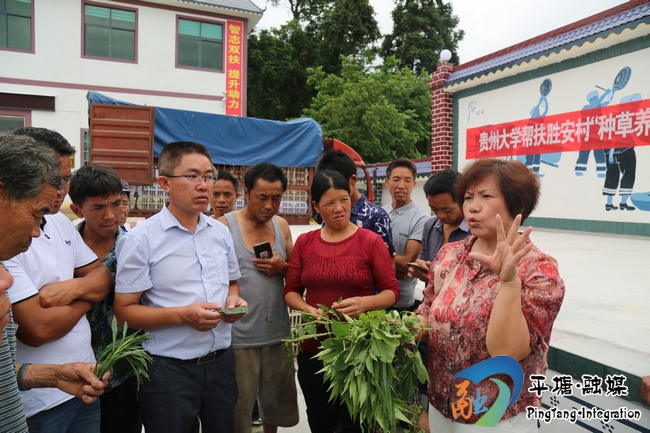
303, 57, 430, 163
377, 57, 432, 156
247, 21, 321, 120
247, 0, 382, 121
381, 0, 464, 74
269, 0, 330, 22
320, 0, 381, 59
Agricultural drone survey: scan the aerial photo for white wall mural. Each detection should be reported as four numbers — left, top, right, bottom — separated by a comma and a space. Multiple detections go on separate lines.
458, 48, 650, 223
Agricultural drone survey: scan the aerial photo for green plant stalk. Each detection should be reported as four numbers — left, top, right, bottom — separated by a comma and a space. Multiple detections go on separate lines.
95, 317, 152, 384
283, 305, 429, 433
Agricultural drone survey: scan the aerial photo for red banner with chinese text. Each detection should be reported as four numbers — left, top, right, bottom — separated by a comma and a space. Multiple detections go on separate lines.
225, 21, 243, 117
465, 99, 650, 159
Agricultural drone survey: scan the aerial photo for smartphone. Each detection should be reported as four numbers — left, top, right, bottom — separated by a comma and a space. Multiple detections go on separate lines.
408, 262, 428, 273
253, 241, 273, 259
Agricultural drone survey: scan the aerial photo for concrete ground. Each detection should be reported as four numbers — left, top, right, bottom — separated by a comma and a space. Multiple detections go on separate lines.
271, 224, 650, 432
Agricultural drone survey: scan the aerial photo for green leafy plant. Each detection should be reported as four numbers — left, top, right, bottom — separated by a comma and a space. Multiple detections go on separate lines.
284, 306, 429, 432
95, 317, 152, 384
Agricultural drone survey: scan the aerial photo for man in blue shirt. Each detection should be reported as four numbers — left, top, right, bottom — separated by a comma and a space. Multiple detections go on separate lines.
114, 141, 247, 433
316, 150, 396, 256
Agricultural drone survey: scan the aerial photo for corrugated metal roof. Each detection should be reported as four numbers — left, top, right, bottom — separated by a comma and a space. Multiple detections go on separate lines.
447, 2, 650, 85
177, 0, 263, 16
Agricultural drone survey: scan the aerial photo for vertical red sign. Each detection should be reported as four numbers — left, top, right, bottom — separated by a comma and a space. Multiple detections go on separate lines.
225, 21, 243, 117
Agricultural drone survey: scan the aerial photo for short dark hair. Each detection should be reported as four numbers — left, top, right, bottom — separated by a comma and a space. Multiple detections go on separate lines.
10, 127, 75, 156
69, 164, 123, 206
311, 170, 350, 204
244, 163, 287, 192
0, 134, 64, 201
386, 158, 417, 179
158, 141, 213, 176
423, 169, 460, 200
216, 169, 239, 191
456, 158, 540, 222
315, 150, 356, 180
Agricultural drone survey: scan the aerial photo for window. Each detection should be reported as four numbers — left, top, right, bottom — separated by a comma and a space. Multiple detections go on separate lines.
177, 18, 222, 71
0, 0, 32, 51
84, 4, 135, 61
83, 130, 89, 166
0, 113, 26, 132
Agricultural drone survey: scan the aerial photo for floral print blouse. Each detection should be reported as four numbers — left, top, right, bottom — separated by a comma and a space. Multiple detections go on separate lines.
415, 235, 565, 423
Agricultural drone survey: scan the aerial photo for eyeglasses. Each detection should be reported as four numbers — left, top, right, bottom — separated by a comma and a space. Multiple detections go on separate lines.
162, 174, 217, 185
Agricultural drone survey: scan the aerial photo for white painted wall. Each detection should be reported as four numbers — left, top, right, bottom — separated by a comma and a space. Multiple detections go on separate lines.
1, 0, 250, 167
2, 1, 237, 96
456, 48, 650, 225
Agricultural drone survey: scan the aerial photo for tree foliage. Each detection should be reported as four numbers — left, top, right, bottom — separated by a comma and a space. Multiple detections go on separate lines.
247, 21, 321, 120
269, 0, 329, 22
303, 57, 430, 163
381, 0, 464, 74
320, 0, 381, 59
249, 0, 465, 159
247, 0, 382, 120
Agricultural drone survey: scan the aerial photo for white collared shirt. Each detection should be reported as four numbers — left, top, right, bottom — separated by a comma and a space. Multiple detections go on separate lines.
115, 205, 241, 359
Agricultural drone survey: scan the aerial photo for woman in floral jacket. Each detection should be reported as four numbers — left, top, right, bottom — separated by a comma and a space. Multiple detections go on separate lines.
416, 158, 565, 433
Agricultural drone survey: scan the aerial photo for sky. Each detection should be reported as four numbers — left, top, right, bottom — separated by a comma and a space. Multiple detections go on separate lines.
251, 0, 628, 64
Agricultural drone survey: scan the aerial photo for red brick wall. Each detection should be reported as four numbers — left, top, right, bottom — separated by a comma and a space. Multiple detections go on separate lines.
428, 62, 454, 172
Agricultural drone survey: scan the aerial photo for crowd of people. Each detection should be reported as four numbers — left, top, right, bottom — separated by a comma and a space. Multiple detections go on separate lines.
0, 128, 646, 433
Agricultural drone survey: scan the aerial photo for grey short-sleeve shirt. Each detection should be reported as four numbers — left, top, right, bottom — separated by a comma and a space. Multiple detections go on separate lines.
383, 201, 429, 308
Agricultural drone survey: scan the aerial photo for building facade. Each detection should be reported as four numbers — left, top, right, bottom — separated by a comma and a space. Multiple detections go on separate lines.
429, 0, 650, 236
1, 0, 262, 167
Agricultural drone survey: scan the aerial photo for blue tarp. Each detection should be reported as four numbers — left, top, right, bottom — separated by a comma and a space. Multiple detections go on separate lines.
87, 92, 323, 168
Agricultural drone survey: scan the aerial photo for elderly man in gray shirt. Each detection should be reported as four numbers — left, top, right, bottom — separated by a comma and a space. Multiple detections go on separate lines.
0, 134, 108, 433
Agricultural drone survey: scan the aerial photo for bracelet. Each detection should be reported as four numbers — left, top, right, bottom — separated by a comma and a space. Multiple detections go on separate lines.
17, 363, 32, 391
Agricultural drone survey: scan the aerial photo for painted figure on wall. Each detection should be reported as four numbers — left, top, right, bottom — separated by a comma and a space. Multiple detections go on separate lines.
466, 63, 649, 216
575, 67, 631, 177
603, 92, 641, 211
523, 79, 552, 177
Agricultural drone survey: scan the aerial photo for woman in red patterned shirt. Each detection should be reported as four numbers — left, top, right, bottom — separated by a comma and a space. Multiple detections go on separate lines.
284, 170, 400, 433
416, 158, 565, 433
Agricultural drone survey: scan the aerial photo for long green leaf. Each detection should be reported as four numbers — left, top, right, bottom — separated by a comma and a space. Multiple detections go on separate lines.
95, 317, 151, 383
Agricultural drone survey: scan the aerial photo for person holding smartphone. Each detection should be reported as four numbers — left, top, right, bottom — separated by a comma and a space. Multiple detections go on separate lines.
218, 163, 299, 433
407, 169, 470, 284
114, 142, 247, 433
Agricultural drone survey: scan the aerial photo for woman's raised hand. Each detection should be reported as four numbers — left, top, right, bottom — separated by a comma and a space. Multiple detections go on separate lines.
469, 214, 533, 284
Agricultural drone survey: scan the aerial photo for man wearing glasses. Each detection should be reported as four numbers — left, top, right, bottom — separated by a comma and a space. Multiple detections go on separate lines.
114, 141, 247, 433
